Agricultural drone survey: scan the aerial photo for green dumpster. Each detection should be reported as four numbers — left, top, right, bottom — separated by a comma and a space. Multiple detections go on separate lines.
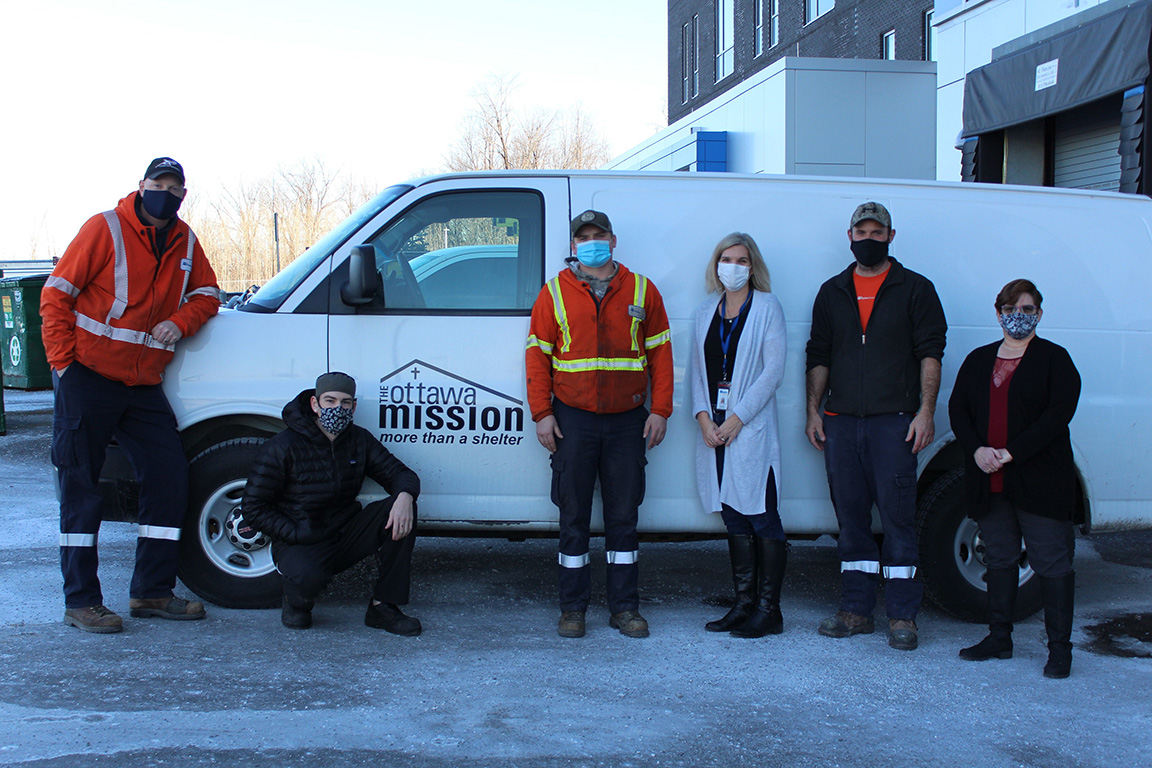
0, 275, 53, 390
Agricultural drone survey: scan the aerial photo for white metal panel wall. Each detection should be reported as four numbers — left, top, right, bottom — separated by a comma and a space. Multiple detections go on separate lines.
1053, 100, 1122, 192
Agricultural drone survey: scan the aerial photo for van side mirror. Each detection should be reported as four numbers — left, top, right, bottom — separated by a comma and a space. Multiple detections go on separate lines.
340, 245, 379, 306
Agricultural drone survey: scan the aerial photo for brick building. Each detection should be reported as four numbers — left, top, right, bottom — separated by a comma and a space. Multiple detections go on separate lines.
669, 0, 935, 122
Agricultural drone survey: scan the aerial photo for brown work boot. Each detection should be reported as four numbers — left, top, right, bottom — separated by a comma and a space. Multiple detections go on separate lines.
64, 605, 123, 634
888, 619, 919, 650
609, 610, 650, 638
818, 610, 875, 638
129, 595, 206, 621
558, 611, 586, 638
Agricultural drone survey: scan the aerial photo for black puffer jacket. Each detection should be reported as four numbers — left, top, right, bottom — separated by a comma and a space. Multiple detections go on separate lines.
241, 389, 420, 544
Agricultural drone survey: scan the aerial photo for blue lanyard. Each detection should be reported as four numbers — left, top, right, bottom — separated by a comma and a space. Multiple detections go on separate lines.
718, 292, 752, 379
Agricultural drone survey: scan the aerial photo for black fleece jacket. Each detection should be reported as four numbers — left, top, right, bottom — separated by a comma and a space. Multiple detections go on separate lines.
241, 389, 420, 544
805, 258, 947, 416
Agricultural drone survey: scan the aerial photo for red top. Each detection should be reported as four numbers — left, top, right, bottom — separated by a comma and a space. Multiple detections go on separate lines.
987, 356, 1021, 492
852, 266, 889, 332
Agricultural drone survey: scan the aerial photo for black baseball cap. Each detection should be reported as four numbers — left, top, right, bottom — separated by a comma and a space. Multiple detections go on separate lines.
144, 157, 185, 185
570, 209, 612, 237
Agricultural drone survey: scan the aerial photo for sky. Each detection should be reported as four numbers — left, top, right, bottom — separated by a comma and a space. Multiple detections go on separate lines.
0, 0, 668, 260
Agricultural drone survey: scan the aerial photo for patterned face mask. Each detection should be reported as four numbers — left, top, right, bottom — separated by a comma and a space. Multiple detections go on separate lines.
317, 405, 355, 436
999, 310, 1040, 340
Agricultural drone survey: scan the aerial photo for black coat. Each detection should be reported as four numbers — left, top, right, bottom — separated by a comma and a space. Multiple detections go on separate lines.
805, 258, 947, 416
948, 336, 1081, 521
241, 390, 420, 544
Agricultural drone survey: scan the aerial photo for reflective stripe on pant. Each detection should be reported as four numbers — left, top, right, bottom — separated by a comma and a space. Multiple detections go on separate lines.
52, 363, 188, 608
551, 399, 646, 613
273, 498, 417, 610
823, 413, 923, 620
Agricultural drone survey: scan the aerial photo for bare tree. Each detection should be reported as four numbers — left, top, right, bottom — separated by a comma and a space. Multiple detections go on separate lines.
445, 74, 611, 171
183, 158, 378, 293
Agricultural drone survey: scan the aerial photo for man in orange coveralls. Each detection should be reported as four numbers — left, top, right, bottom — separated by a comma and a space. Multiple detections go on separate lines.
525, 210, 673, 639
41, 157, 220, 633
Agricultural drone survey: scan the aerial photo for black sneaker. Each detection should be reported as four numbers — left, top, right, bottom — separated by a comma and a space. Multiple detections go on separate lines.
365, 601, 422, 636
282, 597, 312, 630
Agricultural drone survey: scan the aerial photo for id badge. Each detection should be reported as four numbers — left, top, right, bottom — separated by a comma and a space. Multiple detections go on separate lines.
716, 381, 730, 412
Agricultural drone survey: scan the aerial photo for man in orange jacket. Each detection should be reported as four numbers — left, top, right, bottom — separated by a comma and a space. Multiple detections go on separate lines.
526, 210, 673, 638
41, 157, 220, 633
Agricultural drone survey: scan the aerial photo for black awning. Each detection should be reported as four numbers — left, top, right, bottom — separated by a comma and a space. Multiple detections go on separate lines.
962, 1, 1152, 136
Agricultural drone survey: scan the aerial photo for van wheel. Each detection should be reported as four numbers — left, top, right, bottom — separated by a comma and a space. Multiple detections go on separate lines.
916, 468, 1042, 622
177, 438, 282, 609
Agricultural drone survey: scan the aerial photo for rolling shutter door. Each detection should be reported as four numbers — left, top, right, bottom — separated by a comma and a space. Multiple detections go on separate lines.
1053, 97, 1122, 191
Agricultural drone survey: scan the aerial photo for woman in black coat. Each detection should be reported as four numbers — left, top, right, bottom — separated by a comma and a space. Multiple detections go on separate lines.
948, 279, 1081, 679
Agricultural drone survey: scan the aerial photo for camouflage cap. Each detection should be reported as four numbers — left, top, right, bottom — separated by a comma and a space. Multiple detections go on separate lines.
849, 201, 892, 229
570, 209, 613, 237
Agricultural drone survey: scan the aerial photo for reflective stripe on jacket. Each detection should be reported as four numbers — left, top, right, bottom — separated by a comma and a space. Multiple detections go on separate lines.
525, 262, 673, 420
40, 192, 220, 386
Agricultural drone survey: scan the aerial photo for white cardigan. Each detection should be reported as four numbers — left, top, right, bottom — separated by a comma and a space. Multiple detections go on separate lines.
689, 290, 787, 516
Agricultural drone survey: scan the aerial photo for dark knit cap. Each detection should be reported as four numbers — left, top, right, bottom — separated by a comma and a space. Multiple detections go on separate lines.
315, 372, 356, 398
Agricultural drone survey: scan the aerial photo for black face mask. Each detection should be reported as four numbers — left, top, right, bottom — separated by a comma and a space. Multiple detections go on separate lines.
141, 188, 183, 221
850, 238, 889, 268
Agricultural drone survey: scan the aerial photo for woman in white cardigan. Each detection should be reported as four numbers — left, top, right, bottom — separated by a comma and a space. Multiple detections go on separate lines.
690, 233, 788, 638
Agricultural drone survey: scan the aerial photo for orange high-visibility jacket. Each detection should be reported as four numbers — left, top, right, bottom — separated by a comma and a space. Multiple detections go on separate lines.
525, 263, 673, 421
41, 192, 220, 386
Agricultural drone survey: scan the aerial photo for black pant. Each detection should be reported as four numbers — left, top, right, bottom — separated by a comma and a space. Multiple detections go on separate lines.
52, 363, 188, 608
551, 400, 647, 613
272, 498, 416, 609
978, 497, 1074, 578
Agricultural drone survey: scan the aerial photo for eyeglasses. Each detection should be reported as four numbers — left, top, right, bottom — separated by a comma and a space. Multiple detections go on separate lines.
1000, 304, 1038, 316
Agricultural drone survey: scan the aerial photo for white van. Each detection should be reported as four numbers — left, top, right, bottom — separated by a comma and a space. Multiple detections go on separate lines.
125, 171, 1152, 620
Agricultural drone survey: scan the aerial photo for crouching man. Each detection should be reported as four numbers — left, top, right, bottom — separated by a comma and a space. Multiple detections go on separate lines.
241, 372, 422, 635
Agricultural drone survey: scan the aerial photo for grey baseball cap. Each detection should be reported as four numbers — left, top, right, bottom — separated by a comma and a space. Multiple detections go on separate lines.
849, 201, 892, 229
570, 209, 613, 237
315, 371, 356, 398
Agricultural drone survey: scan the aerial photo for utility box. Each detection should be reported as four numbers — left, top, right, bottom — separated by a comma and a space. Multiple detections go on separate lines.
0, 275, 52, 390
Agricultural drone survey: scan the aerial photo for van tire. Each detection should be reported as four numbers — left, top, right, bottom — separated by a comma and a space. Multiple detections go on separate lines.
915, 467, 1042, 623
177, 438, 282, 609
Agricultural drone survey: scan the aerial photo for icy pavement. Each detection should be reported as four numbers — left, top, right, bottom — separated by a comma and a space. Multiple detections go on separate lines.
1, 389, 1149, 767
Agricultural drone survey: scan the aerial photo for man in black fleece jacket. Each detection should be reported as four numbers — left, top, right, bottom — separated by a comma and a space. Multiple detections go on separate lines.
241, 372, 423, 635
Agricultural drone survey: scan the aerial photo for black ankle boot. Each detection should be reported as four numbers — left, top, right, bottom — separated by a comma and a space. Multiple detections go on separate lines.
1041, 571, 1075, 679
731, 538, 787, 638
959, 567, 1016, 661
706, 535, 757, 632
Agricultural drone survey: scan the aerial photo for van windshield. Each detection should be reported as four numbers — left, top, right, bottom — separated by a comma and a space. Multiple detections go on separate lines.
241, 184, 413, 313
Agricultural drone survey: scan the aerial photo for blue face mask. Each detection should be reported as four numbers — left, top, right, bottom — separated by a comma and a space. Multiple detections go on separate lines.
141, 188, 183, 220
575, 239, 612, 268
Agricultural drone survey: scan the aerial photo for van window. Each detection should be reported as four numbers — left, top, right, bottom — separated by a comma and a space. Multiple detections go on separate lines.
362, 190, 543, 312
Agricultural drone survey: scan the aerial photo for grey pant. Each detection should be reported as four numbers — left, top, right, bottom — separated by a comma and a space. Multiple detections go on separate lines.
978, 497, 1074, 578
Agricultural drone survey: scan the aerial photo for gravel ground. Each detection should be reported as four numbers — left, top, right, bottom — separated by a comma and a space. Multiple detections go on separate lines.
1, 389, 1150, 768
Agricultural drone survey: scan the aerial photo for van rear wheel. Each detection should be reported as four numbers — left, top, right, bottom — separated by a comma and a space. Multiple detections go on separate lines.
916, 467, 1042, 622
177, 438, 282, 609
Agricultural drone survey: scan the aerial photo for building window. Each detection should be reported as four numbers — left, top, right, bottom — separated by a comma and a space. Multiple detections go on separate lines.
753, 0, 763, 58
805, 0, 834, 23
682, 16, 699, 103
882, 29, 896, 60
686, 14, 695, 96
924, 10, 936, 61
716, 0, 734, 81
682, 22, 691, 103
770, 0, 779, 47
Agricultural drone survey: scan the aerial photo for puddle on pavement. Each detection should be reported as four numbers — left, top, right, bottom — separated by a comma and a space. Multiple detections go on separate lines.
1082, 612, 1152, 658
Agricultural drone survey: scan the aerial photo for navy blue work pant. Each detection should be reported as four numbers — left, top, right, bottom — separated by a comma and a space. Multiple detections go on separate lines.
551, 400, 647, 614
272, 498, 416, 610
52, 363, 188, 608
823, 413, 923, 620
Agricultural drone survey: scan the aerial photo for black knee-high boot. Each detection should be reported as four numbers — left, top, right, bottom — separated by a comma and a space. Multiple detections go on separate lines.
1042, 571, 1075, 679
706, 535, 757, 632
730, 538, 787, 638
959, 567, 1017, 661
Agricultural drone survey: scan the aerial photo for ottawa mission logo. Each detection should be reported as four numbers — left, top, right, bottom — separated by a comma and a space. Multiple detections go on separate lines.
378, 360, 526, 447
